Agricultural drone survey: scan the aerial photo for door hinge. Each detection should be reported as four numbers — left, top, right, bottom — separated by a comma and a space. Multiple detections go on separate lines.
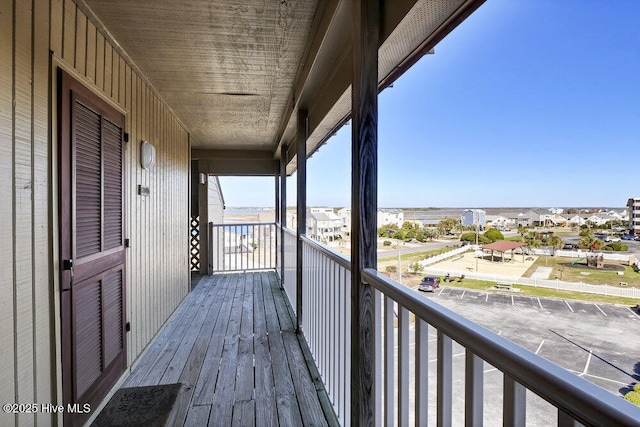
125, 322, 131, 332
124, 132, 129, 143
125, 238, 130, 248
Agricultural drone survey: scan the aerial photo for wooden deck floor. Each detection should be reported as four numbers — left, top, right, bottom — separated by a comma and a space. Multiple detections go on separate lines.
121, 271, 334, 426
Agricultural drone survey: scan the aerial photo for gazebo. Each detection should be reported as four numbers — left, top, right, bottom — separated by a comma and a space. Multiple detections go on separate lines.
480, 240, 527, 263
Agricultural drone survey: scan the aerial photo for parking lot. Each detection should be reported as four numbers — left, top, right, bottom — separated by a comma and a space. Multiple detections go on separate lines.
411, 286, 639, 425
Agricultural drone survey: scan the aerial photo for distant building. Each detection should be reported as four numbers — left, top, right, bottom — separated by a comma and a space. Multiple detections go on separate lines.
377, 209, 404, 228
337, 207, 351, 233
461, 209, 486, 229
628, 198, 640, 235
307, 208, 342, 242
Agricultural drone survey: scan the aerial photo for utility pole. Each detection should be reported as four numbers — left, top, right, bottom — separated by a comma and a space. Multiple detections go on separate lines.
475, 211, 479, 272
397, 242, 402, 283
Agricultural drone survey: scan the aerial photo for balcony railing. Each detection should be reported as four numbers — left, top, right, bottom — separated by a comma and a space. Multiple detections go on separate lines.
209, 222, 276, 272
277, 227, 640, 426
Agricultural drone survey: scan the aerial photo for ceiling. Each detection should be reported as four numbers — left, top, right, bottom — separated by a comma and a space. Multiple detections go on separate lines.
80, 0, 485, 174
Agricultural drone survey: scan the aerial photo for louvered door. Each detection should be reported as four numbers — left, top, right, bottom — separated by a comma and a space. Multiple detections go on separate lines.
59, 70, 126, 424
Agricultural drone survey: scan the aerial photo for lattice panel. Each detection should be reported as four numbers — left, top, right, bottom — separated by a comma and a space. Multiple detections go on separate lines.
190, 216, 200, 271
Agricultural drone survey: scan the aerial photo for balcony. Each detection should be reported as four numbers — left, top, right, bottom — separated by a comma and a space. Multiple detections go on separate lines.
124, 223, 640, 426
121, 270, 334, 426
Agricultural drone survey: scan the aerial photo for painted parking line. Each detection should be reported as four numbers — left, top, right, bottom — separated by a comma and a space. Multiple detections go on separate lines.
582, 373, 629, 387
594, 304, 607, 316
511, 295, 514, 306
461, 290, 466, 299
564, 300, 574, 313
535, 340, 544, 355
580, 351, 593, 376
628, 307, 640, 319
485, 293, 489, 303
537, 297, 543, 310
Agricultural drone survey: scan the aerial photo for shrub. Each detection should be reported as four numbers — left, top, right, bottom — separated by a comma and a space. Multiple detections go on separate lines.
608, 242, 628, 251
625, 390, 640, 406
383, 240, 392, 246
484, 229, 504, 242
385, 266, 397, 273
408, 262, 423, 274
460, 232, 490, 244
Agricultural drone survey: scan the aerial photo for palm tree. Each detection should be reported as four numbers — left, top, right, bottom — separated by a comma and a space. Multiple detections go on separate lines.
579, 235, 605, 251
547, 236, 564, 255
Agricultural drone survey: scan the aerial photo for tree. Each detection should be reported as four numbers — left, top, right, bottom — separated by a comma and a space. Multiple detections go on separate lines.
438, 217, 460, 235
484, 229, 504, 242
547, 236, 564, 255
461, 232, 490, 244
578, 234, 605, 250
408, 262, 424, 274
423, 228, 438, 241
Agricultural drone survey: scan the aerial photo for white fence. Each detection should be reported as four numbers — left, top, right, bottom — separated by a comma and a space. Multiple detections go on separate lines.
209, 222, 276, 272
418, 245, 469, 267
300, 236, 352, 427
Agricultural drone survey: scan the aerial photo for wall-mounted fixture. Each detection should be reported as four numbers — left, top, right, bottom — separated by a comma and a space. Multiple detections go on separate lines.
140, 140, 156, 169
199, 172, 207, 185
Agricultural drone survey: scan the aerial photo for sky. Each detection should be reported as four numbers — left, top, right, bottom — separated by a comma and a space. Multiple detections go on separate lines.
220, 0, 640, 209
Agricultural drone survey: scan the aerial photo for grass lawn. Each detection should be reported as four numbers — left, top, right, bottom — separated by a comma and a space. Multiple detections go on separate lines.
399, 274, 639, 306
522, 256, 640, 287
378, 246, 457, 266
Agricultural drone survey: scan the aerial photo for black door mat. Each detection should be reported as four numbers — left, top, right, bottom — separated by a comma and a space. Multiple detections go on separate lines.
92, 383, 182, 427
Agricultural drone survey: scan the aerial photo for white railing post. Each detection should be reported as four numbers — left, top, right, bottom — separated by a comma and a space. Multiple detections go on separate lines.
437, 331, 453, 426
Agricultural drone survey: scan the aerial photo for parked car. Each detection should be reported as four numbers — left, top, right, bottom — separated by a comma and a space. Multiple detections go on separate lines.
621, 234, 634, 240
604, 236, 621, 243
418, 276, 441, 292
562, 243, 576, 250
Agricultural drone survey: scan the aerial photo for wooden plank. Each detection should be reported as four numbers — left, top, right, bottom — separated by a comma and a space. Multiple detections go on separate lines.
111, 50, 120, 102
253, 273, 277, 426
94, 31, 104, 91
62, 0, 76, 64
124, 275, 217, 386
119, 56, 126, 110
275, 393, 304, 427
159, 274, 227, 385
103, 42, 112, 98
235, 335, 254, 403
231, 400, 256, 427
351, 0, 380, 424
14, 2, 35, 424
33, 0, 52, 423
208, 274, 246, 426
262, 274, 296, 397
85, 20, 96, 83
282, 330, 328, 426
50, 0, 63, 55
74, 10, 86, 75
0, 0, 15, 414
184, 404, 211, 426
166, 335, 209, 426
192, 274, 239, 405
269, 272, 295, 332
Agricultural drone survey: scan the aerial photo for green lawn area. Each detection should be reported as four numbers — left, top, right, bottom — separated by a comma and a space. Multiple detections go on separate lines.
399, 274, 639, 306
522, 256, 640, 287
378, 246, 457, 264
